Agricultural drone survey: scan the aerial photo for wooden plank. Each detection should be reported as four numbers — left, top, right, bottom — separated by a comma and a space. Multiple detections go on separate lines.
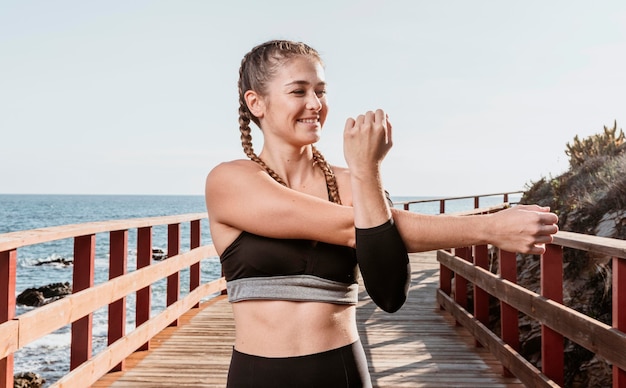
437, 290, 558, 388
553, 230, 626, 258
0, 321, 18, 360
92, 252, 522, 388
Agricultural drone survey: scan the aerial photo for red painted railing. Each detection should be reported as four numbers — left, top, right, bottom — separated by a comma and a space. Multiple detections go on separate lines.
437, 226, 626, 387
394, 191, 524, 213
6, 191, 617, 387
0, 213, 225, 388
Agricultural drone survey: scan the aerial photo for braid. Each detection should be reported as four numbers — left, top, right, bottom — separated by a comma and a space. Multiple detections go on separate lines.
312, 146, 342, 205
238, 106, 287, 187
237, 40, 341, 203
237, 49, 288, 187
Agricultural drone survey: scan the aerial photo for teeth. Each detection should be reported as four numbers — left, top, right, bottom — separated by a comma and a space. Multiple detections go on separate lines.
299, 119, 317, 123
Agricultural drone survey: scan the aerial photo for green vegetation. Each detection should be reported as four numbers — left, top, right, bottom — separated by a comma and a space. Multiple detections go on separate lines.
565, 121, 625, 168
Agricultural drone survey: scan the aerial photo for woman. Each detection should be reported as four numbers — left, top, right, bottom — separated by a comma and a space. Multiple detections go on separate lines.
205, 40, 558, 387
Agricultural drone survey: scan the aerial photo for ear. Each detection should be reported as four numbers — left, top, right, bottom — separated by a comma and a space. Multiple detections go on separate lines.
244, 90, 265, 120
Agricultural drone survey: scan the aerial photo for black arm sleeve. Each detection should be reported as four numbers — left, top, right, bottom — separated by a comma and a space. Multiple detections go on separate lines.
355, 218, 410, 313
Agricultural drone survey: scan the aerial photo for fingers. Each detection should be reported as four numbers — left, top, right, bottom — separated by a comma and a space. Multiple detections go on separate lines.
492, 205, 559, 254
513, 204, 559, 228
526, 244, 547, 255
386, 114, 393, 144
519, 211, 559, 254
344, 117, 355, 131
516, 204, 550, 212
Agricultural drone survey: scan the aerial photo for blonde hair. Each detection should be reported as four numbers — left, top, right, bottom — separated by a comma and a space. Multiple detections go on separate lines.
237, 40, 341, 204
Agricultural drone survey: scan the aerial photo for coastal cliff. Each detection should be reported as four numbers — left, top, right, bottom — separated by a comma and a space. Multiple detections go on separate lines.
518, 121, 625, 386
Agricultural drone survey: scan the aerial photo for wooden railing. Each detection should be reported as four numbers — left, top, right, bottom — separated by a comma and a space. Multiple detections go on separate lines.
5, 190, 599, 388
394, 191, 524, 213
0, 213, 225, 388
437, 221, 626, 387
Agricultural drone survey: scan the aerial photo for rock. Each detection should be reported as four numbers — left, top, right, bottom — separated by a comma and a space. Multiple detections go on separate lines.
13, 372, 45, 388
16, 282, 72, 307
40, 282, 71, 299
152, 248, 167, 261
569, 356, 613, 388
16, 289, 45, 307
34, 257, 73, 266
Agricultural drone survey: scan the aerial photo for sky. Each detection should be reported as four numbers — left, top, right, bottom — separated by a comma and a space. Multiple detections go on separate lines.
1, 1, 625, 197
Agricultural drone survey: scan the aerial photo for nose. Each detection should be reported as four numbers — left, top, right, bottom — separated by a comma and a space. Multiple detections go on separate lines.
306, 92, 322, 111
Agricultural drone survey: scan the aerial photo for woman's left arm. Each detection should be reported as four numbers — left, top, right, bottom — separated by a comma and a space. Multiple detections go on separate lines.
343, 109, 410, 313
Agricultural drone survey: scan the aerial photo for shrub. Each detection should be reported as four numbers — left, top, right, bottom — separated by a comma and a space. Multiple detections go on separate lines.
565, 121, 625, 168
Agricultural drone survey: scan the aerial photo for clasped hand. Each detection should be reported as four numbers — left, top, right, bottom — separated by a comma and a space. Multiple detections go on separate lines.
343, 109, 392, 175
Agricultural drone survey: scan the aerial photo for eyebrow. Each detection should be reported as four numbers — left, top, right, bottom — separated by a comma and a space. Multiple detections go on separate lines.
284, 80, 326, 87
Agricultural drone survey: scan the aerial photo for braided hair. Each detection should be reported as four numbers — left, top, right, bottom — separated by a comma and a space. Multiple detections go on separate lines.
237, 40, 342, 205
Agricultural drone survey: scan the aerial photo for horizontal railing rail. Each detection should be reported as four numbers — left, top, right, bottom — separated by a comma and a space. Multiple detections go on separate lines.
0, 213, 224, 388
437, 219, 626, 387
393, 191, 524, 213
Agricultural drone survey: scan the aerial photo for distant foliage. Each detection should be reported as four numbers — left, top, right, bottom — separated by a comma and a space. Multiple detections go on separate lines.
565, 121, 625, 168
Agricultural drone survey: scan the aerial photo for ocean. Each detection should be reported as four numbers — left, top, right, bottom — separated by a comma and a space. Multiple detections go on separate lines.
0, 193, 519, 385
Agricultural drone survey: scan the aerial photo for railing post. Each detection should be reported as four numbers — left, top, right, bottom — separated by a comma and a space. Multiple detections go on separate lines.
439, 250, 453, 309
108, 230, 128, 372
474, 196, 479, 209
454, 247, 472, 325
500, 249, 519, 377
613, 256, 626, 388
71, 234, 96, 370
136, 226, 152, 351
190, 220, 201, 309
541, 244, 564, 386
473, 244, 490, 347
167, 223, 180, 326
0, 249, 16, 388
439, 199, 445, 214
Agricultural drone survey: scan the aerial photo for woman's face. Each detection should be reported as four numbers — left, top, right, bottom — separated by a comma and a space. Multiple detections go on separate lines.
256, 56, 328, 147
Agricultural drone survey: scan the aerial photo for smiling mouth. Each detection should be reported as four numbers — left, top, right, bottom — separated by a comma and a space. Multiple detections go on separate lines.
298, 118, 319, 124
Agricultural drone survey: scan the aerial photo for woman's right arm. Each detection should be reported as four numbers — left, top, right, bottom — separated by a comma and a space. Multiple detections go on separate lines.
205, 159, 356, 253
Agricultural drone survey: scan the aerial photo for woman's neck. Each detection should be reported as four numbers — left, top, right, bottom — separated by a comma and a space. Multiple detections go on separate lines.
259, 145, 319, 190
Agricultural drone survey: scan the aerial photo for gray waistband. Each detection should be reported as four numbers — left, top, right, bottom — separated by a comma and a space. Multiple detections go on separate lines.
226, 275, 358, 305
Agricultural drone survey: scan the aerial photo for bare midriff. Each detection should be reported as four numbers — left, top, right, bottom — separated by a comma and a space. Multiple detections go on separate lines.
231, 300, 359, 357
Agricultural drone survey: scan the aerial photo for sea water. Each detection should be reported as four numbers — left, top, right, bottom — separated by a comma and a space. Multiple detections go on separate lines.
0, 193, 519, 385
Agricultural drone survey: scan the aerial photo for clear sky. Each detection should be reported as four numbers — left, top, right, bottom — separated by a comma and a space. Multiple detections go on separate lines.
2, 1, 625, 196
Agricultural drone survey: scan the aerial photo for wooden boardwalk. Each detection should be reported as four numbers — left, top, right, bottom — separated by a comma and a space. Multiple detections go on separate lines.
93, 252, 522, 387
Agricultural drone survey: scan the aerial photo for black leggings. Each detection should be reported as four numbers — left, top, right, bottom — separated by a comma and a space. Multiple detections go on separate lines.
226, 340, 372, 387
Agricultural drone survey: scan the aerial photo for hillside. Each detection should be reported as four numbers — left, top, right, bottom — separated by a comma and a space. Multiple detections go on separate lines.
518, 121, 625, 386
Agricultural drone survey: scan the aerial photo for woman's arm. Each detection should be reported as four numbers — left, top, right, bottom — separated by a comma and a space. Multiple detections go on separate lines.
343, 110, 410, 313
392, 204, 558, 254
205, 159, 356, 253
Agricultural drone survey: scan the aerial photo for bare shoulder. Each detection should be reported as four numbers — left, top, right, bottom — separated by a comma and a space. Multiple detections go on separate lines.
331, 165, 353, 206
206, 159, 260, 185
205, 159, 265, 205
208, 158, 259, 176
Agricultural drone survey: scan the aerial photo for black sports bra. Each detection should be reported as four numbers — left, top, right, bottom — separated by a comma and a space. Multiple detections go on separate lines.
220, 231, 359, 304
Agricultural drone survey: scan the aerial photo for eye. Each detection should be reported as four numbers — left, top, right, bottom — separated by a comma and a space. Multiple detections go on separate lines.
291, 89, 306, 96
315, 90, 327, 98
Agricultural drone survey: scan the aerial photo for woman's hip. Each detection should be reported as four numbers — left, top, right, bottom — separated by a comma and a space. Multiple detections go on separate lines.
226, 339, 372, 388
